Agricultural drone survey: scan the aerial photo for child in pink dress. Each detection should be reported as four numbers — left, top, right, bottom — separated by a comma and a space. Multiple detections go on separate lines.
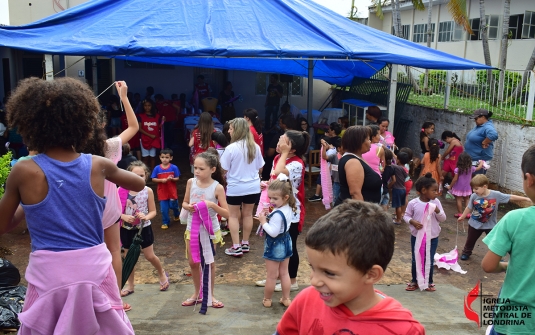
446, 152, 483, 217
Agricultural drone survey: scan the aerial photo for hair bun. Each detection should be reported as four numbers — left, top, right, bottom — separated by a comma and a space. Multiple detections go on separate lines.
424, 172, 433, 178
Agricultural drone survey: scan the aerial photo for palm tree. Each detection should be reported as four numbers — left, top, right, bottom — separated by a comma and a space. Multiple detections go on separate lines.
497, 0, 511, 101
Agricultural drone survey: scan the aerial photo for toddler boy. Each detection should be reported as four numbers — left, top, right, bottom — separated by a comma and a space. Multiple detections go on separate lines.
276, 200, 424, 335
481, 145, 535, 335
458, 174, 529, 260
151, 148, 180, 229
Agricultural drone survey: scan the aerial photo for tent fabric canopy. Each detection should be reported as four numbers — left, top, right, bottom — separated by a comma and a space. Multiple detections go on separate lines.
0, 0, 491, 85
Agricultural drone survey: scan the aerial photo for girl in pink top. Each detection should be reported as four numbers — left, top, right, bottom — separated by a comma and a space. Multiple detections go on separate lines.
378, 117, 396, 150
403, 173, 447, 292
362, 125, 385, 176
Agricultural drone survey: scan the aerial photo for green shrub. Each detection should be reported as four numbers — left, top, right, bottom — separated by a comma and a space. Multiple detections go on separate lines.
476, 70, 525, 98
0, 152, 12, 198
419, 70, 447, 92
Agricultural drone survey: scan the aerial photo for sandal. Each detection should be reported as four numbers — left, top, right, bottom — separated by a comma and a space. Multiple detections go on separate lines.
405, 282, 419, 291
123, 302, 132, 312
211, 299, 224, 308
120, 289, 134, 297
454, 213, 462, 218
181, 298, 202, 306
160, 272, 169, 291
279, 298, 291, 307
425, 284, 436, 292
262, 298, 272, 308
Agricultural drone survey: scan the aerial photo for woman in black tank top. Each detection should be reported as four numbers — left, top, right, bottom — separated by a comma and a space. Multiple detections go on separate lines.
335, 126, 382, 205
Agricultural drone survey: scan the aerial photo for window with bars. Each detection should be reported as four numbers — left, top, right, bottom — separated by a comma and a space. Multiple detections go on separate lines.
391, 24, 410, 40
412, 23, 435, 43
523, 11, 535, 39
255, 73, 302, 96
469, 15, 500, 40
509, 14, 524, 39
438, 21, 465, 42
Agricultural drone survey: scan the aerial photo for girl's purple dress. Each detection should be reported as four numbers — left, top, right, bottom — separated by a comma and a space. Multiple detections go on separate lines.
450, 166, 475, 197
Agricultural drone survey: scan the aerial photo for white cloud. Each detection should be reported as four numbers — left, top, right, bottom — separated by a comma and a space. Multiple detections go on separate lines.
310, 0, 372, 18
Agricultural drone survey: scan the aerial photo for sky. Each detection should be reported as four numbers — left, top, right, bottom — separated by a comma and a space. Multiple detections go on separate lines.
311, 0, 372, 18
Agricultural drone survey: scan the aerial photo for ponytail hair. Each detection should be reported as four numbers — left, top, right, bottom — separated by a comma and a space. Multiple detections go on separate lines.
195, 150, 227, 188
268, 178, 297, 214
420, 121, 435, 140
441, 130, 461, 141
243, 108, 263, 134
428, 138, 440, 163
285, 130, 311, 159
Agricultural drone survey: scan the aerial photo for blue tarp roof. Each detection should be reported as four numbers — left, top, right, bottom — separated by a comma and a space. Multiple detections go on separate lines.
0, 0, 491, 85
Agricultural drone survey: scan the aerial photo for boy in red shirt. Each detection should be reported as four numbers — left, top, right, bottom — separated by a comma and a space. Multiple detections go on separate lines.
151, 148, 180, 229
276, 200, 425, 335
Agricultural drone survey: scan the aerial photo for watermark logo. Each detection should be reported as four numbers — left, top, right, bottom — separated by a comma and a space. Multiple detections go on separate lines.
464, 280, 532, 328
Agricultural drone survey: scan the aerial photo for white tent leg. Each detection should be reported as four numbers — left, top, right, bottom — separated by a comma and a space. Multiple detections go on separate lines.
44, 54, 53, 81
388, 64, 398, 132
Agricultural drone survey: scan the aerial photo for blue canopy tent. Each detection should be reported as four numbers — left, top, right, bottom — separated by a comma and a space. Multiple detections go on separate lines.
0, 0, 491, 119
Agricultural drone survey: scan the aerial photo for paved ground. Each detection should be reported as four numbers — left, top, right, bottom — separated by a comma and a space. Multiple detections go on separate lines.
125, 283, 485, 335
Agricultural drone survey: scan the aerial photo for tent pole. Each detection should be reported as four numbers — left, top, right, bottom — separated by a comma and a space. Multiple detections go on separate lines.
92, 56, 98, 96
44, 54, 53, 81
387, 64, 398, 133
307, 59, 314, 129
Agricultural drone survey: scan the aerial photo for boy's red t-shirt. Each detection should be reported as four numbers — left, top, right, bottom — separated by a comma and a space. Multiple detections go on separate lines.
277, 286, 425, 335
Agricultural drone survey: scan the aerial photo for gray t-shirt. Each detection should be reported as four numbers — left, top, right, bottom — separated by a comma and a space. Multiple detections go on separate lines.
327, 152, 340, 183
468, 190, 511, 230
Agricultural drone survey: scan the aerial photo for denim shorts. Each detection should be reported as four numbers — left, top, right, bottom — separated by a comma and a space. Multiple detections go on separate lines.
380, 192, 390, 206
263, 232, 293, 262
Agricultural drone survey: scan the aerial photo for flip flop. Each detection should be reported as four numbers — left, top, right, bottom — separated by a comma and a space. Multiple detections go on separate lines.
425, 284, 436, 292
405, 282, 419, 291
181, 298, 202, 307
160, 272, 170, 291
120, 289, 134, 297
211, 299, 224, 308
123, 302, 132, 312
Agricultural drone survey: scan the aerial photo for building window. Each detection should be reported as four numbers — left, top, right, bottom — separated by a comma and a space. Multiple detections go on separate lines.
255, 73, 302, 96
391, 24, 410, 40
438, 21, 465, 42
413, 23, 435, 43
523, 11, 535, 39
469, 15, 500, 40
509, 14, 524, 39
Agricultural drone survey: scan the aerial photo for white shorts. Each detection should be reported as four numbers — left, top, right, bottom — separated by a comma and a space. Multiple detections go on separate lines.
140, 139, 157, 157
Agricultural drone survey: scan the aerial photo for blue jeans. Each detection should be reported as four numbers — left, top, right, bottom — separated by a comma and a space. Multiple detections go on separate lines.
411, 235, 439, 284
265, 105, 280, 130
332, 182, 341, 202
160, 199, 179, 225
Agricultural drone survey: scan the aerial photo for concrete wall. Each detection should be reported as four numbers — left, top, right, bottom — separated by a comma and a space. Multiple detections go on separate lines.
401, 104, 533, 192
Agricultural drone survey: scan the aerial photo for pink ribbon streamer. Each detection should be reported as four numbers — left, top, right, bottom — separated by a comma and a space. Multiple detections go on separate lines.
320, 155, 333, 209
414, 202, 435, 290
189, 201, 214, 264
255, 183, 270, 218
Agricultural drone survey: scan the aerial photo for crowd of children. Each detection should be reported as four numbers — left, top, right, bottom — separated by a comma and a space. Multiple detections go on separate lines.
3, 75, 535, 334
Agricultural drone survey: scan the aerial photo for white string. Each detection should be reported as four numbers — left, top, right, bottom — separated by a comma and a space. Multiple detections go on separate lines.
95, 81, 117, 99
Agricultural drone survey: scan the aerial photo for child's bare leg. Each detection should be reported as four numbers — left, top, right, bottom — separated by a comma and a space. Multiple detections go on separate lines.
279, 258, 291, 300
456, 196, 464, 213
186, 243, 201, 299
142, 245, 167, 284
395, 206, 402, 223
264, 260, 280, 300
104, 223, 122, 290
463, 196, 470, 211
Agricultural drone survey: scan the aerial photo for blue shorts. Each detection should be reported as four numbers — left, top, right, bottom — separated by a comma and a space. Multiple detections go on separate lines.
391, 188, 406, 208
263, 232, 293, 262
380, 192, 390, 206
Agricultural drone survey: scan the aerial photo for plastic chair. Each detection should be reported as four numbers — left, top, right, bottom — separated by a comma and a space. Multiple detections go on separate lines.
201, 97, 218, 115
305, 150, 321, 187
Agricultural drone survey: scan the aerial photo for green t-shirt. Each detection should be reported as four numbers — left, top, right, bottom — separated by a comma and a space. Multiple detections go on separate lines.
483, 206, 535, 334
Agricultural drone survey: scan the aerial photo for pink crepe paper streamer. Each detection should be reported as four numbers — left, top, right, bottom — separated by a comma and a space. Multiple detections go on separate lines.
255, 183, 270, 218
434, 247, 467, 274
414, 202, 435, 291
320, 155, 333, 209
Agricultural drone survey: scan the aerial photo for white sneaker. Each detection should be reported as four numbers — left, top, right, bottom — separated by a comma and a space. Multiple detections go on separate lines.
255, 279, 281, 287
274, 282, 299, 292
